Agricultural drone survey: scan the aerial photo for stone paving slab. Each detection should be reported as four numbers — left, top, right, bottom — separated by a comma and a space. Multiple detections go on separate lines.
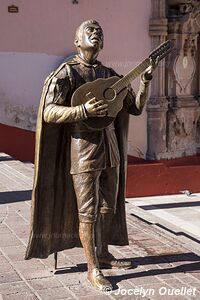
127, 194, 200, 256
0, 153, 200, 299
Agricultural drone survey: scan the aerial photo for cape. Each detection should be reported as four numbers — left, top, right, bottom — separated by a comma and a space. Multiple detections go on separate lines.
25, 59, 130, 259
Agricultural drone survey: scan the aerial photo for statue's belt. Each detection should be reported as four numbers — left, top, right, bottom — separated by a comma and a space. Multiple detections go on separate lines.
68, 122, 115, 133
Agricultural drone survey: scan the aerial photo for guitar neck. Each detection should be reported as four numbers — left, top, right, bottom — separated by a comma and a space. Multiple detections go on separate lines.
111, 57, 151, 93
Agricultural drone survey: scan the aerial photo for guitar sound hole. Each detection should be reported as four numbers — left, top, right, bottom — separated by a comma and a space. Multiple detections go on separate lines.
103, 88, 116, 101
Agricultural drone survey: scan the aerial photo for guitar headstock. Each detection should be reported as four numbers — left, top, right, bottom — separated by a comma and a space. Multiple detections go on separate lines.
149, 40, 173, 63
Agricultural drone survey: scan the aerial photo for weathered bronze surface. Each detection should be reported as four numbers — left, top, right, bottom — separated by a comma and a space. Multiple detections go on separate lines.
25, 20, 156, 291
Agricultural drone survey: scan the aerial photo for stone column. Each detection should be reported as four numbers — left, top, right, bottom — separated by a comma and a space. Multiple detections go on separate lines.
166, 0, 200, 158
147, 0, 169, 159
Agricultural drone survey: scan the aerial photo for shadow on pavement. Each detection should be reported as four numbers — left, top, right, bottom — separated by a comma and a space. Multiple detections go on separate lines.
139, 201, 200, 210
0, 190, 32, 204
53, 253, 200, 288
133, 252, 200, 265
0, 156, 15, 162
107, 253, 200, 290
108, 261, 200, 288
53, 262, 87, 274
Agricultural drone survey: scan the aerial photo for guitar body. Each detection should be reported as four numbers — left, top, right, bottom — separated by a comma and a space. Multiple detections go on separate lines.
71, 76, 128, 130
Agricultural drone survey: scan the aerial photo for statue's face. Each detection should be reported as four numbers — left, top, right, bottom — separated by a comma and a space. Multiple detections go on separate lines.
76, 23, 103, 51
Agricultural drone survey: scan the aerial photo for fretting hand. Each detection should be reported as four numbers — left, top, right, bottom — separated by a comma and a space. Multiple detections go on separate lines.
84, 97, 108, 118
143, 57, 159, 81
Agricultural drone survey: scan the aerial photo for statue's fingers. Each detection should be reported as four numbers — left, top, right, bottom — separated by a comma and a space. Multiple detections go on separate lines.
155, 56, 159, 65
93, 100, 105, 108
148, 64, 154, 74
96, 108, 108, 116
95, 104, 108, 111
87, 97, 97, 105
97, 113, 107, 118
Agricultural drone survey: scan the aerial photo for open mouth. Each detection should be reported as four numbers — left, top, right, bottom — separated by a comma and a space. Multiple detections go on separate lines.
91, 37, 100, 42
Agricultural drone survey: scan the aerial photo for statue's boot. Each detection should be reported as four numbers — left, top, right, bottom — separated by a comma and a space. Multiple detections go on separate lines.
79, 222, 113, 291
97, 213, 133, 269
98, 252, 132, 269
87, 267, 112, 291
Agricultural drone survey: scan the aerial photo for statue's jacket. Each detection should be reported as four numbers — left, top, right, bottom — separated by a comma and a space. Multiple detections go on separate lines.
25, 55, 149, 259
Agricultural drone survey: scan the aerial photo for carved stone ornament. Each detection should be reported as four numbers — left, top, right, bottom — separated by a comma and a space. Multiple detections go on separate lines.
174, 47, 196, 95
147, 0, 200, 160
168, 0, 200, 96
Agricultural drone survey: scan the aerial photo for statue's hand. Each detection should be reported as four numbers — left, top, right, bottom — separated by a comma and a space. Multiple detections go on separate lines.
84, 97, 108, 118
143, 57, 159, 81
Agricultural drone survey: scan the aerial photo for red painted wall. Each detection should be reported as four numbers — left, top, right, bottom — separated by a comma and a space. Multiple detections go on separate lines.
126, 160, 200, 197
0, 123, 35, 162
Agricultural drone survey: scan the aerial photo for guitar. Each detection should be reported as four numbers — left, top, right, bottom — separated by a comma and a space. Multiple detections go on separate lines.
71, 40, 173, 130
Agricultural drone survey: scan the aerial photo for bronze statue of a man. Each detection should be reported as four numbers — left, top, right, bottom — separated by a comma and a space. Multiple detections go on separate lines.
25, 20, 155, 291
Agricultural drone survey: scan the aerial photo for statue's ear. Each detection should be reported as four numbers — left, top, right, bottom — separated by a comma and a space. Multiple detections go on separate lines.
74, 39, 80, 47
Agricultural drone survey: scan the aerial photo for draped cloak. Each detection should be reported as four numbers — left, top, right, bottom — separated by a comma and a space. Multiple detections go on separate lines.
25, 56, 147, 259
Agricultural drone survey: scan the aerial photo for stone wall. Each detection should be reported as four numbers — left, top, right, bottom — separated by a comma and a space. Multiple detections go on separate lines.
147, 0, 200, 159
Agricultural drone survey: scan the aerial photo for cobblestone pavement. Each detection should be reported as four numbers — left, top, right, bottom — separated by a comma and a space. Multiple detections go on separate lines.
0, 153, 200, 300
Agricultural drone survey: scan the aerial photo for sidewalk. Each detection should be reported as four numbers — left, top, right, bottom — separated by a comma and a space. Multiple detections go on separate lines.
0, 152, 200, 300
127, 194, 200, 256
